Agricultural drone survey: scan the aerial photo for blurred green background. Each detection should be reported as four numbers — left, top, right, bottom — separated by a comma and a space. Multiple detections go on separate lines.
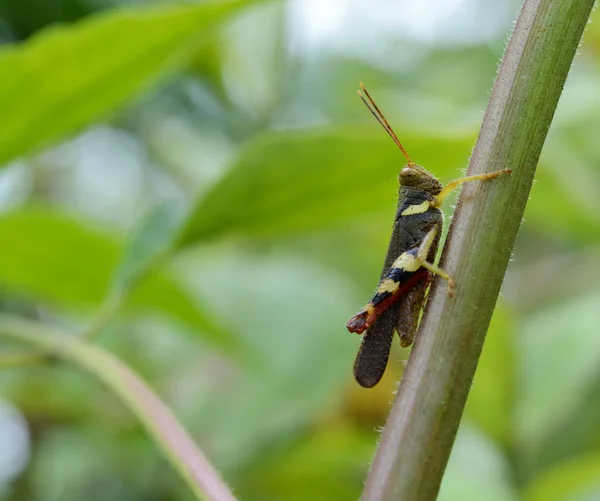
0, 0, 599, 500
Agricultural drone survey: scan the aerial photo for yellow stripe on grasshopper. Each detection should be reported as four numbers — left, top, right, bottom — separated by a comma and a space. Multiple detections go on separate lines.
389, 251, 421, 273
377, 278, 400, 294
400, 200, 430, 216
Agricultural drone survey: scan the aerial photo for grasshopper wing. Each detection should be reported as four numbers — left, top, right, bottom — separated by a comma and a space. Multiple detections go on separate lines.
353, 305, 399, 388
352, 219, 415, 388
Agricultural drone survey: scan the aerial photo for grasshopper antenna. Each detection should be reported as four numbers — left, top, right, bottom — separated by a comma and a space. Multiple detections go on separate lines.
358, 82, 413, 165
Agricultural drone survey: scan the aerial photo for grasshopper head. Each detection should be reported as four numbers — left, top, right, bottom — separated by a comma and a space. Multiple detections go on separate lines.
400, 163, 443, 195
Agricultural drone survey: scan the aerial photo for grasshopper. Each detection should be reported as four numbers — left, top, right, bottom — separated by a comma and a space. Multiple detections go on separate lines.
347, 83, 510, 388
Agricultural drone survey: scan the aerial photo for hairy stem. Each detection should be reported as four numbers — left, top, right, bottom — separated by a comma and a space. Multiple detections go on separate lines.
362, 1, 596, 500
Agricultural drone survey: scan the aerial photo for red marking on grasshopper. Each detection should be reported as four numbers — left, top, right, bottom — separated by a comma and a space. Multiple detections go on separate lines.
346, 268, 430, 334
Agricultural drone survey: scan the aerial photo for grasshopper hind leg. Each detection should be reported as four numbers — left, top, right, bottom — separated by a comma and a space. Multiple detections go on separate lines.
396, 273, 431, 347
354, 275, 430, 387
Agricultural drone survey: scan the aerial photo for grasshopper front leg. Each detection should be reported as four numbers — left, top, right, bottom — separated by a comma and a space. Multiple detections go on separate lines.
432, 168, 512, 208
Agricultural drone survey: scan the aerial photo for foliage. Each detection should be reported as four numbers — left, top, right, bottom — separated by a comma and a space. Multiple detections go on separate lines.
0, 0, 600, 500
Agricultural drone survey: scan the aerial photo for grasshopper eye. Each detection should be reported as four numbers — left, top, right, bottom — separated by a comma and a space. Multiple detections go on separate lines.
401, 167, 418, 178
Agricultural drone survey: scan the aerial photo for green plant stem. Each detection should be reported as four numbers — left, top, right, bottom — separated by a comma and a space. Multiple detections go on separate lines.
361, 1, 596, 500
0, 314, 237, 501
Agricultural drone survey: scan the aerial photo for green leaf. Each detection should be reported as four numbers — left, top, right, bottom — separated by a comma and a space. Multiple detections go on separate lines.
0, 0, 257, 167
0, 208, 246, 358
0, 208, 118, 305
178, 127, 475, 246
